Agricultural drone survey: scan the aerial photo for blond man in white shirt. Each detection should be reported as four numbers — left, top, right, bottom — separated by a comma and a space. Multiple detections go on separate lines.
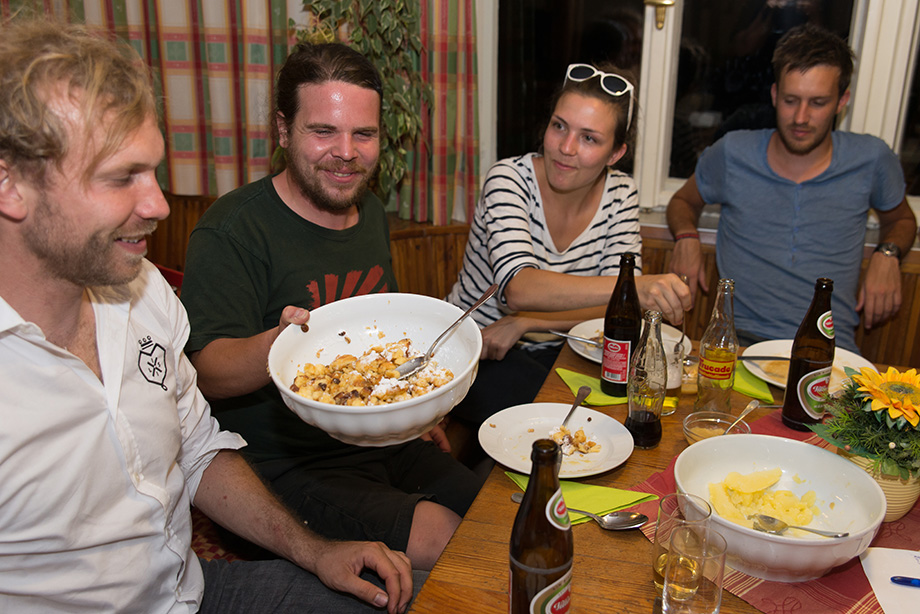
0, 17, 413, 614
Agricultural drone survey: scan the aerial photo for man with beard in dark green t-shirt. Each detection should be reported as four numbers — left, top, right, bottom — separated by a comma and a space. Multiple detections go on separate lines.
181, 43, 482, 573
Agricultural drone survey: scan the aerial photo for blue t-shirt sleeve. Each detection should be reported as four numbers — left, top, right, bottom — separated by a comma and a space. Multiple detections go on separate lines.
693, 137, 730, 205
871, 140, 906, 212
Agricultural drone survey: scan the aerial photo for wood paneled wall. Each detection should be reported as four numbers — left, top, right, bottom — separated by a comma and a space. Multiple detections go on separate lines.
154, 194, 918, 368
148, 193, 216, 272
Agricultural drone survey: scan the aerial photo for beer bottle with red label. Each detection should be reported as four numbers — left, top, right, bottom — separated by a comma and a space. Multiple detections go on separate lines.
782, 278, 835, 431
509, 439, 573, 614
601, 253, 641, 396
695, 279, 738, 412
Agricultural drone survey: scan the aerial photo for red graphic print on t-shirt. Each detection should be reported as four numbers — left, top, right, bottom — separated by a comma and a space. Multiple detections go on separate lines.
304, 265, 389, 310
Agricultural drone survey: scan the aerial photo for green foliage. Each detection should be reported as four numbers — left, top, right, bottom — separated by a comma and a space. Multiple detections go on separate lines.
809, 368, 920, 480
290, 0, 432, 208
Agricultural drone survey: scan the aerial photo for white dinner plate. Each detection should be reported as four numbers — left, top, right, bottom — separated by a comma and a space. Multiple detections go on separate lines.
478, 402, 634, 478
740, 339, 877, 392
567, 318, 691, 364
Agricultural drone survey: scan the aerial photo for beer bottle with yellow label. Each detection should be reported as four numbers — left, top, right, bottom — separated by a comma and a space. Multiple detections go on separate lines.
509, 439, 573, 614
695, 279, 738, 412
782, 278, 835, 431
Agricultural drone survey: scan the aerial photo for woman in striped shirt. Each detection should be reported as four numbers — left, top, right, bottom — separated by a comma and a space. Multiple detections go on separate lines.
446, 63, 689, 427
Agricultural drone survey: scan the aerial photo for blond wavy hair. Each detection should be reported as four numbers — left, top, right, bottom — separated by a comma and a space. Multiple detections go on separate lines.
0, 17, 157, 184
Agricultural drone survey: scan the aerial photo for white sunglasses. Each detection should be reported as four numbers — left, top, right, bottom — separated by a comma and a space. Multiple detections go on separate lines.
564, 63, 635, 132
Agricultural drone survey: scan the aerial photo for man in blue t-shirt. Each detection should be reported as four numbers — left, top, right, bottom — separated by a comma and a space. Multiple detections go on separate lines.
666, 24, 916, 353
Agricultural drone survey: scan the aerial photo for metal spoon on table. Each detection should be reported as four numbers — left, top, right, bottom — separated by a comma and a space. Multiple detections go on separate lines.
511, 491, 648, 531
749, 513, 849, 538
394, 284, 498, 379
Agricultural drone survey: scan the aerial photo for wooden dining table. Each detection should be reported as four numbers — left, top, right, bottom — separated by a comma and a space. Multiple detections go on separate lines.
409, 342, 792, 614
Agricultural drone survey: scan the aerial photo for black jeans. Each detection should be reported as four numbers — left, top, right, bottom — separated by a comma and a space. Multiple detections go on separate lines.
450, 343, 563, 427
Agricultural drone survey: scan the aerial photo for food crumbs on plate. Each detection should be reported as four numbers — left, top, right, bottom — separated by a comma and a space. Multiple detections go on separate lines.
527, 428, 534, 433
338, 331, 347, 336
549, 425, 601, 456
489, 423, 496, 428
587, 416, 592, 422
300, 324, 310, 333
792, 474, 806, 484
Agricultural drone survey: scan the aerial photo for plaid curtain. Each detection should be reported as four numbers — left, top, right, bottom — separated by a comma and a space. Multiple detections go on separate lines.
1, 0, 291, 197
2, 0, 480, 225
410, 0, 479, 224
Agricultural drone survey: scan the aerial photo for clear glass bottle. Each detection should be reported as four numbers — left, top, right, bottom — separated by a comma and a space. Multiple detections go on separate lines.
625, 311, 666, 449
695, 279, 738, 412
509, 439, 573, 614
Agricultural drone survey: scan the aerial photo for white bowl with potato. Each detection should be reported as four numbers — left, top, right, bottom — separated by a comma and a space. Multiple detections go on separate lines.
674, 434, 885, 582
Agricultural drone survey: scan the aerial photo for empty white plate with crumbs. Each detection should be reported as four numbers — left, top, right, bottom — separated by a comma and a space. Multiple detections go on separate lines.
478, 402, 634, 478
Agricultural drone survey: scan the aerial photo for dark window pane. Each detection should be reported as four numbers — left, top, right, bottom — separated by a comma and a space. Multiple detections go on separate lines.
496, 0, 645, 162
672, 0, 854, 178
901, 47, 920, 195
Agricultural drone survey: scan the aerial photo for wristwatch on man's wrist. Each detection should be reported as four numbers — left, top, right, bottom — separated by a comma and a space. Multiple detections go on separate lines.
874, 241, 902, 260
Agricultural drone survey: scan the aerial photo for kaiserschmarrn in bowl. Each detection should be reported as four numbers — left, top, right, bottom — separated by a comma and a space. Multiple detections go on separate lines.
269, 293, 481, 446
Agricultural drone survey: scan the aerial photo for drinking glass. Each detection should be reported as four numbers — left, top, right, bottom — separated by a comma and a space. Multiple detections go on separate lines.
681, 356, 699, 395
652, 493, 712, 593
661, 526, 727, 614
663, 341, 683, 415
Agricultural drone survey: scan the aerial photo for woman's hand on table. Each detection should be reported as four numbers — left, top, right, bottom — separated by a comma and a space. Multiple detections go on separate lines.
636, 274, 692, 324
480, 315, 536, 360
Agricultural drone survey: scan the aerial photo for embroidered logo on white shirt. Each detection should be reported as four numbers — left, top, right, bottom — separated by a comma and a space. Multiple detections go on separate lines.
138, 336, 168, 390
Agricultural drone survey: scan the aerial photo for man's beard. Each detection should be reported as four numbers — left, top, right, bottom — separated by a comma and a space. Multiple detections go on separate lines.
287, 158, 378, 213
776, 121, 833, 156
23, 193, 154, 287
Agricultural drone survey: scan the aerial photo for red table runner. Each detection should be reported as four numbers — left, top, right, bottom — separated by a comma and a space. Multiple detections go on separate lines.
628, 412, 920, 614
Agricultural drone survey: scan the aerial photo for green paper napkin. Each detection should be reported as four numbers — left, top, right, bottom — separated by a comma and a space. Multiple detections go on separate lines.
555, 368, 678, 409
505, 471, 657, 525
733, 361, 775, 404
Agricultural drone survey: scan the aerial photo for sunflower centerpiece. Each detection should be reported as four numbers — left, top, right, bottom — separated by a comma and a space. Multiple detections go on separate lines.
811, 367, 920, 521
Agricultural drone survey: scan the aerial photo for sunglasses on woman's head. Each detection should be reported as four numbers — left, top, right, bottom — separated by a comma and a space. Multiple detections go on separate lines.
564, 63, 635, 132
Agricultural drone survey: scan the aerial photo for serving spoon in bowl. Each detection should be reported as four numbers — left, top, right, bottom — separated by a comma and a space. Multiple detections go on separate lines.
511, 491, 647, 530
394, 284, 498, 380
724, 400, 760, 434
749, 513, 849, 538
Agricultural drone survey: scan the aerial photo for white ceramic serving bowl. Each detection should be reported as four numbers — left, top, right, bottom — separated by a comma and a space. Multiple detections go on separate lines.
674, 434, 886, 582
268, 293, 481, 446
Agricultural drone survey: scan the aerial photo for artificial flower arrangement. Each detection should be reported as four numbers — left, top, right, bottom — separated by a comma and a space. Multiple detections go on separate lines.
810, 367, 920, 480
